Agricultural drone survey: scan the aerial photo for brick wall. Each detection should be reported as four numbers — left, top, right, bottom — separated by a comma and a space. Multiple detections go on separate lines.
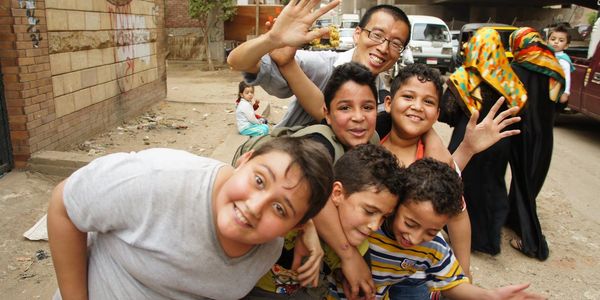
0, 0, 167, 168
165, 0, 198, 28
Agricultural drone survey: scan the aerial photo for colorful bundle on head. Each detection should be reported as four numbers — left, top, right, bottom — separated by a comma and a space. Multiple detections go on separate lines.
449, 27, 527, 114
509, 27, 566, 102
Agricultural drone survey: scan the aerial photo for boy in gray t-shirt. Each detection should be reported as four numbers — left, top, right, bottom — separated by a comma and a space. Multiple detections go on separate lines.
48, 137, 333, 299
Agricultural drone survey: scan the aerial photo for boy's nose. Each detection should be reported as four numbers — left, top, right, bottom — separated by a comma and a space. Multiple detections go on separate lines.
245, 195, 270, 220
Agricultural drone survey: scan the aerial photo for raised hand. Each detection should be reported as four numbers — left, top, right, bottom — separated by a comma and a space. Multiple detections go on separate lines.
266, 0, 340, 48
291, 220, 324, 288
463, 96, 521, 155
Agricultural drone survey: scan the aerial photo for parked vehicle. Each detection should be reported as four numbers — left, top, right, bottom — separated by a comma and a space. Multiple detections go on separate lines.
407, 15, 454, 74
341, 14, 359, 29
337, 28, 355, 51
564, 19, 600, 121
454, 23, 517, 66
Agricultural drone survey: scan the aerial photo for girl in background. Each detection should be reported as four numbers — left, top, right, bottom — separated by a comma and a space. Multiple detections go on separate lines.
236, 81, 269, 137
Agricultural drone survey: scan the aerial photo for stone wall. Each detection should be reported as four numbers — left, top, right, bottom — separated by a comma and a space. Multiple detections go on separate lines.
0, 0, 167, 167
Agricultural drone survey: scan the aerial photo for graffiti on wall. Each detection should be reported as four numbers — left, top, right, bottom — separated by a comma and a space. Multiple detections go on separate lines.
108, 2, 152, 93
18, 0, 42, 48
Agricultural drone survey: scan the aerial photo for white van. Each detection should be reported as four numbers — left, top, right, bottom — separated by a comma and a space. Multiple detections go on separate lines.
407, 15, 454, 74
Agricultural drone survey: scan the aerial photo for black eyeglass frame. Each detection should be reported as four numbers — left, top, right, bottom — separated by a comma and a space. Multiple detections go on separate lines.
359, 27, 406, 54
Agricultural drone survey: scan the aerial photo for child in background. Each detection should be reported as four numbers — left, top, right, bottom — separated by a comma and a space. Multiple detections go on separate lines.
245, 144, 405, 300
48, 137, 333, 299
369, 158, 545, 300
547, 25, 573, 104
236, 81, 269, 136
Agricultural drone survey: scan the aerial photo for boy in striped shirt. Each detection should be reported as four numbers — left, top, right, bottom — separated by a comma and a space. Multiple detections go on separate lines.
369, 158, 544, 300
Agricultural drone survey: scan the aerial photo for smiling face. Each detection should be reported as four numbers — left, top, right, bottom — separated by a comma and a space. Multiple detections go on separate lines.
214, 151, 310, 255
391, 200, 449, 248
332, 183, 397, 247
548, 31, 569, 52
385, 76, 439, 140
325, 81, 377, 148
352, 11, 409, 75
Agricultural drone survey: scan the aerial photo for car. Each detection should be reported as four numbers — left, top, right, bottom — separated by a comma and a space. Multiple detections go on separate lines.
450, 30, 460, 57
454, 23, 517, 66
407, 15, 454, 74
337, 28, 355, 51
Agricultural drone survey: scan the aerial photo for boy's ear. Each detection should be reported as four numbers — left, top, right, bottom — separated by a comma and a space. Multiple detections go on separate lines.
330, 181, 345, 207
234, 150, 253, 169
323, 106, 332, 125
384, 95, 393, 113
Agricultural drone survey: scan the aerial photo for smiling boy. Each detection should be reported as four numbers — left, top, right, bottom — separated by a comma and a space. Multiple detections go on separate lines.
48, 138, 333, 299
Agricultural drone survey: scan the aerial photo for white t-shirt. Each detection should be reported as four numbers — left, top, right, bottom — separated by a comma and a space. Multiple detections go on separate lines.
236, 99, 258, 131
56, 148, 283, 300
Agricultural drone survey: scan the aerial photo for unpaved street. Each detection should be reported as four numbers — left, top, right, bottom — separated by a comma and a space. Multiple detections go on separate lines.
0, 64, 599, 299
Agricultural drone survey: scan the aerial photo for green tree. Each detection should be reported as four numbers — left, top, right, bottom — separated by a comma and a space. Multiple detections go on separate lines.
189, 0, 237, 71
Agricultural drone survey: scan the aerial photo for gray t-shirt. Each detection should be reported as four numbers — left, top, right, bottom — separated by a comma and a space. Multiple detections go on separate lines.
244, 49, 388, 128
57, 148, 283, 300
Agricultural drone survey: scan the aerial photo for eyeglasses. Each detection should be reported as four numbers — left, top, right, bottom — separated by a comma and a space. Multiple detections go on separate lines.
360, 27, 405, 53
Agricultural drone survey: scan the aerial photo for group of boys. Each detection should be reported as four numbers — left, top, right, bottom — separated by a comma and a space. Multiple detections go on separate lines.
48, 0, 549, 299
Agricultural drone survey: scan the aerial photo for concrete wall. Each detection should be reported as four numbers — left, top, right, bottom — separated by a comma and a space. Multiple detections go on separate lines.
164, 0, 225, 62
0, 0, 167, 167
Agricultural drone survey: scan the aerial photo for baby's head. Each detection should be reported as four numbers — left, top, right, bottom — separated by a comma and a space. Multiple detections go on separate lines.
385, 64, 443, 138
387, 158, 463, 247
323, 62, 378, 148
331, 144, 405, 247
216, 137, 334, 247
548, 25, 570, 52
238, 81, 255, 101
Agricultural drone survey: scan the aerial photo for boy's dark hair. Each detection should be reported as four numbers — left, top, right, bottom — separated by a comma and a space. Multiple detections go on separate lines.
323, 62, 377, 110
549, 24, 571, 43
334, 144, 405, 200
358, 4, 411, 46
237, 81, 253, 102
250, 136, 334, 224
390, 63, 444, 103
401, 158, 463, 217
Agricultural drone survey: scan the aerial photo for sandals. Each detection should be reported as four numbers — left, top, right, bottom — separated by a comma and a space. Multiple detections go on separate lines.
510, 238, 524, 252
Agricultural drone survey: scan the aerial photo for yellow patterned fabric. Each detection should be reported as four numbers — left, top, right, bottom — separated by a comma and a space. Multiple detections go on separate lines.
509, 27, 566, 102
449, 28, 528, 114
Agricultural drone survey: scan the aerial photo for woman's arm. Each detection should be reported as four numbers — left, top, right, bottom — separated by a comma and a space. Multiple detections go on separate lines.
47, 180, 89, 300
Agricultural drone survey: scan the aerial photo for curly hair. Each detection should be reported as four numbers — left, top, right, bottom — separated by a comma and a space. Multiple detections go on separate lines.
334, 144, 405, 201
323, 62, 377, 109
390, 63, 444, 103
401, 158, 463, 217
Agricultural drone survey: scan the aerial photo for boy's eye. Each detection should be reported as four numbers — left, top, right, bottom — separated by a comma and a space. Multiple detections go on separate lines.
363, 104, 375, 111
338, 105, 351, 111
404, 221, 416, 228
364, 208, 376, 216
425, 99, 437, 106
272, 203, 287, 217
401, 94, 414, 100
254, 175, 265, 189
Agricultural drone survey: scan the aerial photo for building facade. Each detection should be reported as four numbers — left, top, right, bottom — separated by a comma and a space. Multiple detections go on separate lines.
0, 0, 167, 172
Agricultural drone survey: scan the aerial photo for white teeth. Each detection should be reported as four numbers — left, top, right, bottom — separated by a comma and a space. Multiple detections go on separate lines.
370, 55, 383, 64
235, 206, 250, 226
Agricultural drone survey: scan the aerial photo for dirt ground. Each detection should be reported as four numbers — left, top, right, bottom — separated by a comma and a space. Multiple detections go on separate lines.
1, 62, 599, 299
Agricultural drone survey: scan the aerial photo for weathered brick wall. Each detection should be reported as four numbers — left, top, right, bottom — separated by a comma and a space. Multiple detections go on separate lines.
0, 0, 167, 168
165, 0, 198, 28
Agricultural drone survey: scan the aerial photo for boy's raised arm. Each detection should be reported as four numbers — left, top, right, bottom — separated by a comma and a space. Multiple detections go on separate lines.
47, 180, 89, 300
227, 0, 339, 74
276, 48, 327, 122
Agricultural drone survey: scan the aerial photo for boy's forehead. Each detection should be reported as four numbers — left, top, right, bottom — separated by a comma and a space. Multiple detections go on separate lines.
550, 31, 568, 38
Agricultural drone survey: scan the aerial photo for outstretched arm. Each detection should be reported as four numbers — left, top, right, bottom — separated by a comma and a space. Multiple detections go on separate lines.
446, 210, 472, 281
47, 180, 89, 300
227, 0, 339, 73
442, 282, 546, 300
452, 97, 521, 171
275, 48, 327, 122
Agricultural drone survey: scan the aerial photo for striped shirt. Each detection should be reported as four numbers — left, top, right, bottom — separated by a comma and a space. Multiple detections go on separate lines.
368, 227, 469, 299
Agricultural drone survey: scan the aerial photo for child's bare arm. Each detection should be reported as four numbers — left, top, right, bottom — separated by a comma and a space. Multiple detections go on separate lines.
227, 0, 338, 73
446, 210, 472, 281
47, 180, 89, 300
313, 201, 375, 299
292, 219, 324, 288
277, 53, 326, 122
422, 128, 454, 166
452, 97, 521, 171
442, 282, 546, 300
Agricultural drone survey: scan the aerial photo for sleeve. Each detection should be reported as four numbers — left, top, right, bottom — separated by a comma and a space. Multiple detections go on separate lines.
424, 236, 469, 291
558, 59, 571, 94
239, 101, 260, 124
243, 51, 336, 99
